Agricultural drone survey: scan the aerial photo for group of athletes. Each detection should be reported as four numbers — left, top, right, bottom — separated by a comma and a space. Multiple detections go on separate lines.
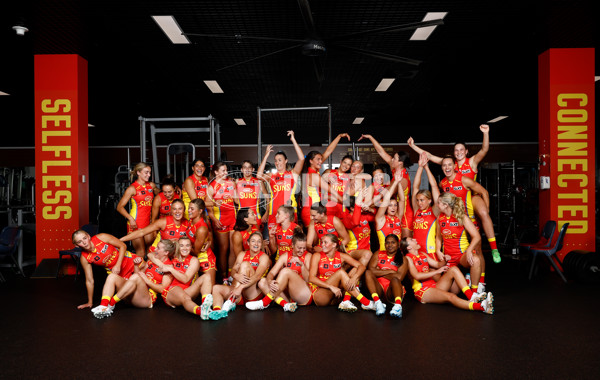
72, 126, 500, 321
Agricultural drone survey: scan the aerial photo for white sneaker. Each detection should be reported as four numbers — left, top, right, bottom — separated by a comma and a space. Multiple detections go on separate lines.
469, 291, 487, 303
222, 299, 236, 312
338, 300, 357, 313
246, 300, 268, 311
375, 300, 386, 316
91, 305, 104, 314
208, 309, 228, 321
93, 306, 113, 319
477, 282, 486, 294
481, 292, 494, 315
200, 294, 213, 320
465, 273, 471, 287
283, 302, 297, 312
361, 300, 376, 311
390, 303, 403, 318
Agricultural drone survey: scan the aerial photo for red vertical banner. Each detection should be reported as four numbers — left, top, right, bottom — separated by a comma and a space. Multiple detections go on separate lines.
538, 48, 595, 259
34, 54, 89, 265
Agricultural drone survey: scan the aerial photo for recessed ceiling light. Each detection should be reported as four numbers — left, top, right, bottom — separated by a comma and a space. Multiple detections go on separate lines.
88, 123, 95, 127
595, 76, 600, 82
0, 91, 9, 96
487, 116, 508, 123
204, 80, 224, 93
152, 16, 190, 44
410, 12, 448, 41
353, 117, 364, 125
375, 78, 395, 92
234, 118, 246, 126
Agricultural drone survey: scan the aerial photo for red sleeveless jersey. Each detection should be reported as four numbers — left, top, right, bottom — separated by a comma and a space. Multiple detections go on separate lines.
455, 160, 477, 181
438, 213, 469, 265
145, 258, 173, 284
406, 252, 436, 289
325, 169, 349, 208
285, 251, 309, 276
210, 180, 237, 226
342, 208, 373, 251
160, 215, 190, 241
313, 214, 338, 245
129, 182, 154, 227
242, 250, 266, 269
182, 175, 208, 201
157, 191, 180, 219
84, 235, 135, 278
376, 215, 402, 251
237, 177, 261, 216
170, 255, 195, 288
412, 207, 437, 258
376, 250, 402, 271
240, 225, 260, 251
275, 222, 299, 256
187, 218, 209, 246
268, 170, 298, 220
317, 251, 343, 281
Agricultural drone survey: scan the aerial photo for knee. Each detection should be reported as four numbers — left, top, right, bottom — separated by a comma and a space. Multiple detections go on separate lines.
257, 278, 268, 288
364, 270, 375, 280
361, 250, 373, 262
279, 268, 293, 278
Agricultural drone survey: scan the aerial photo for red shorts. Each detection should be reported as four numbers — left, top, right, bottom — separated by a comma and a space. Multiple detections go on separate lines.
127, 217, 151, 234
377, 277, 391, 293
300, 207, 311, 228
325, 204, 343, 219
400, 211, 413, 231
198, 248, 217, 273
413, 280, 436, 303
237, 292, 263, 305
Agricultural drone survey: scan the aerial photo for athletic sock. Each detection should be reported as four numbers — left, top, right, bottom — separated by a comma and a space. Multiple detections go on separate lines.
488, 237, 498, 251
471, 284, 479, 292
342, 292, 351, 302
372, 293, 380, 302
356, 293, 370, 307
201, 295, 207, 303
462, 286, 474, 300
108, 295, 121, 307
213, 305, 222, 310
469, 302, 484, 311
480, 272, 486, 284
263, 293, 274, 307
395, 296, 402, 305
193, 306, 201, 315
100, 296, 110, 307
275, 297, 288, 307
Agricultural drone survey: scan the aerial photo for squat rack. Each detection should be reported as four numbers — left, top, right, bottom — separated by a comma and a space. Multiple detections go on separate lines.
139, 116, 221, 182
257, 105, 332, 166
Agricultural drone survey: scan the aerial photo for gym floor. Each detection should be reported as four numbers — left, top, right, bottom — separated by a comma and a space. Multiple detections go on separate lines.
1, 256, 599, 379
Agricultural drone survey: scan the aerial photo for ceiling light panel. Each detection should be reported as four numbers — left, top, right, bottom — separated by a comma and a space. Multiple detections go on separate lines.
410, 12, 448, 41
487, 116, 509, 123
204, 80, 224, 93
375, 78, 395, 92
152, 16, 190, 44
353, 117, 364, 124
0, 91, 9, 96
234, 118, 246, 125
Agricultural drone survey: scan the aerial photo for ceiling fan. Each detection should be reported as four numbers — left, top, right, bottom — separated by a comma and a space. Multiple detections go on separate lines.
184, 0, 444, 83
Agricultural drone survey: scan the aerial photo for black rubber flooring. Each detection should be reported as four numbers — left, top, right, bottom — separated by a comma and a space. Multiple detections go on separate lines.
1, 256, 600, 379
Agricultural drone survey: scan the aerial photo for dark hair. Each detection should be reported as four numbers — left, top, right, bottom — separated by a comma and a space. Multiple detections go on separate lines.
275, 151, 288, 160
399, 236, 410, 254
303, 151, 322, 172
441, 154, 455, 165
310, 202, 327, 215
341, 154, 354, 163
395, 151, 410, 167
192, 159, 206, 168
386, 234, 403, 264
241, 160, 254, 168
278, 205, 295, 221
248, 231, 263, 243
211, 161, 227, 177
347, 195, 356, 210
170, 199, 185, 213
234, 208, 252, 231
453, 142, 468, 152
292, 231, 307, 246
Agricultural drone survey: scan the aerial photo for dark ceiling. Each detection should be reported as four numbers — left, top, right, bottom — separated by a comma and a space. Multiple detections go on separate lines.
0, 0, 597, 148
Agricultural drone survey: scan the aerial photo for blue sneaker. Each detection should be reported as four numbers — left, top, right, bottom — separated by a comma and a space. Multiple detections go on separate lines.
208, 309, 228, 321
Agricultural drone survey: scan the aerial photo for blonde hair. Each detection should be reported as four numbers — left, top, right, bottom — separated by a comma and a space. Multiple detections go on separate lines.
173, 237, 192, 261
159, 239, 177, 260
71, 230, 89, 245
130, 162, 151, 182
439, 192, 466, 225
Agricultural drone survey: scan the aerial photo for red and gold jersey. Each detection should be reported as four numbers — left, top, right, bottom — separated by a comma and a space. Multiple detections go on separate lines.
455, 159, 477, 181
394, 168, 413, 230
170, 255, 195, 288
275, 222, 299, 256
237, 177, 262, 217
268, 170, 298, 219
438, 213, 469, 264
285, 251, 309, 276
145, 258, 173, 284
210, 179, 237, 223
313, 214, 338, 246
129, 182, 154, 227
242, 250, 267, 269
187, 218, 209, 246
160, 216, 191, 241
181, 175, 208, 202
372, 182, 389, 200
341, 208, 373, 252
440, 172, 474, 219
84, 235, 135, 278
376, 250, 402, 271
376, 215, 402, 251
303, 167, 321, 209
325, 169, 349, 208
412, 207, 437, 258
157, 191, 180, 219
406, 252, 436, 290
316, 251, 343, 281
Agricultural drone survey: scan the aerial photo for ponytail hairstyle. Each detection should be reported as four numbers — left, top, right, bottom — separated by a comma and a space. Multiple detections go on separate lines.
130, 162, 151, 182
278, 205, 295, 222
190, 198, 208, 222
303, 150, 322, 173
71, 230, 90, 245
210, 161, 227, 180
291, 231, 307, 246
438, 192, 466, 225
395, 150, 411, 168
323, 233, 340, 250
160, 239, 177, 260
399, 236, 410, 255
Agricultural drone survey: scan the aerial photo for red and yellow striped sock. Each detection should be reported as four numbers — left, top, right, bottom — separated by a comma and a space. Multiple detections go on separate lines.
201, 295, 207, 303
480, 272, 486, 284
488, 238, 498, 251
100, 296, 110, 307
275, 297, 288, 307
462, 286, 474, 300
372, 293, 380, 302
263, 293, 274, 307
469, 302, 484, 311
193, 306, 201, 315
395, 296, 402, 305
108, 295, 121, 307
342, 292, 351, 302
213, 305, 222, 310
356, 293, 370, 306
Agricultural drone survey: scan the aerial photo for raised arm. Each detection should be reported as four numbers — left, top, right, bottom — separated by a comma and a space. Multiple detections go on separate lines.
469, 124, 490, 170
322, 133, 350, 162
358, 134, 393, 166
256, 144, 274, 179
288, 130, 305, 175
407, 137, 443, 165
375, 177, 401, 229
